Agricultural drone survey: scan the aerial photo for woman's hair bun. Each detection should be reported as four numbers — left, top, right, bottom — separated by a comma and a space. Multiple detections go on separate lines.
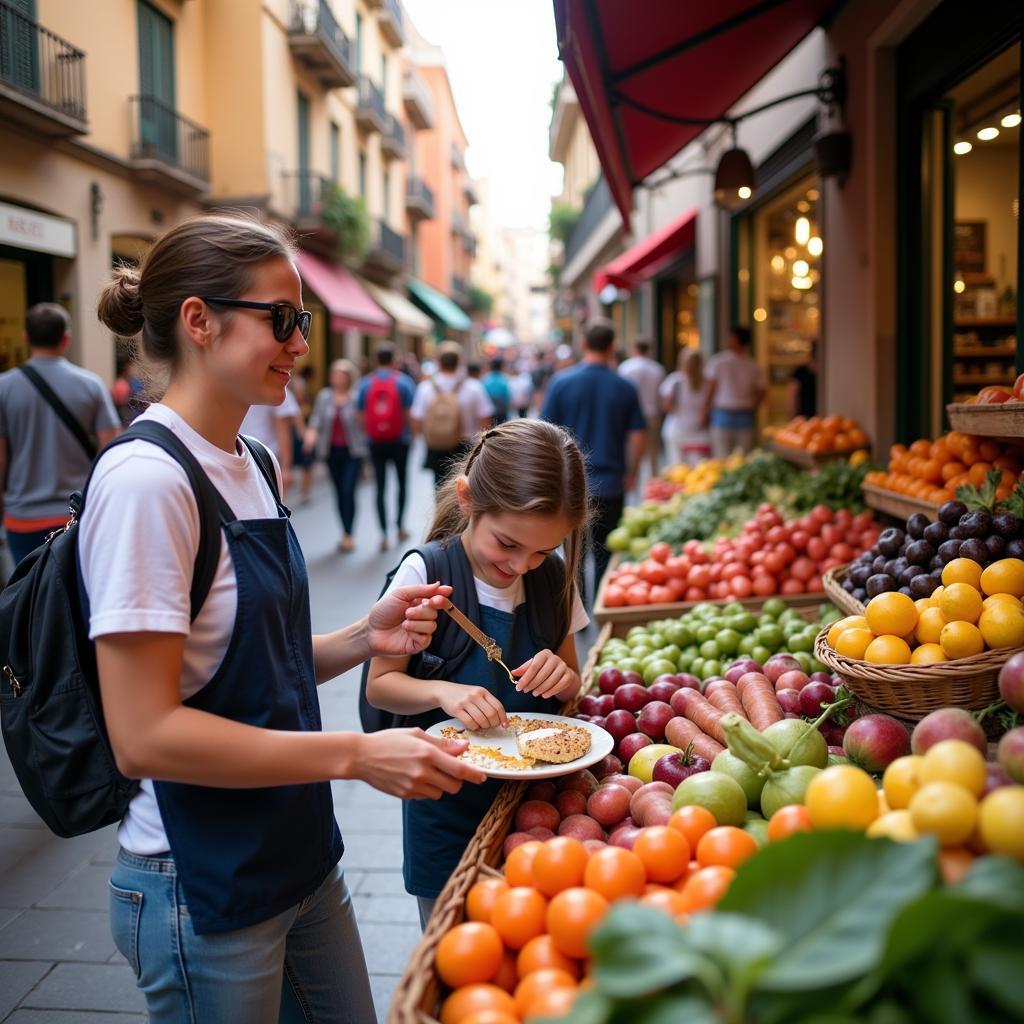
97, 265, 145, 337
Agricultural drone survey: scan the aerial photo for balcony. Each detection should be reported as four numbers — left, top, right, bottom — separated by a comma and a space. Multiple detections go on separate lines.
363, 218, 405, 276
355, 74, 385, 133
463, 177, 478, 205
0, 1, 87, 136
461, 229, 476, 256
563, 174, 613, 270
377, 0, 403, 47
129, 95, 210, 194
450, 208, 466, 237
287, 0, 355, 89
405, 175, 434, 221
281, 171, 338, 252
402, 68, 433, 130
450, 141, 464, 169
380, 113, 405, 160
451, 274, 470, 308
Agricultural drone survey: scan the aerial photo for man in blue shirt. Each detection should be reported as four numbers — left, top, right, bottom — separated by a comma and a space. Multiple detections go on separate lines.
542, 318, 646, 605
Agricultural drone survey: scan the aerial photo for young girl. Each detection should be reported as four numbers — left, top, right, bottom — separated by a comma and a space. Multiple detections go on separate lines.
365, 419, 591, 927
661, 348, 712, 465
84, 214, 484, 1024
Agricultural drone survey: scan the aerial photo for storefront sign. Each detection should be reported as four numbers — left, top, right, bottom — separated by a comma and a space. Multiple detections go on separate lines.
0, 202, 76, 259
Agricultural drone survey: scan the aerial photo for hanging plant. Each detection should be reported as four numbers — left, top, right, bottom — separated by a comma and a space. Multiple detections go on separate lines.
320, 184, 370, 265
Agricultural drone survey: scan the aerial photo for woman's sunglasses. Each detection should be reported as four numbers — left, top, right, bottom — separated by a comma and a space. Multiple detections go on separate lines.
202, 297, 312, 342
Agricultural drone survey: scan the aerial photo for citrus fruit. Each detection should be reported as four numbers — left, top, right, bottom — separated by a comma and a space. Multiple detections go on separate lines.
466, 878, 510, 924
920, 739, 987, 796
516, 934, 580, 980
908, 781, 978, 846
440, 984, 518, 1024
581, 846, 646, 901
546, 887, 609, 958
939, 620, 985, 659
491, 951, 518, 993
978, 602, 1024, 649
491, 887, 548, 950
834, 627, 874, 659
632, 826, 691, 883
883, 755, 924, 809
513, 968, 576, 1018
671, 771, 747, 826
504, 841, 542, 887
668, 805, 717, 848
910, 643, 948, 665
865, 592, 918, 638
939, 583, 984, 625
982, 592, 1022, 611
531, 837, 589, 897
864, 634, 912, 664
522, 986, 578, 1022
915, 606, 947, 645
766, 804, 813, 842
914, 597, 935, 615
866, 809, 918, 841
436, 922, 505, 988
977, 786, 1024, 860
828, 615, 869, 648
676, 865, 735, 912
805, 765, 879, 829
941, 557, 983, 589
461, 1011, 519, 1024
639, 885, 690, 918
980, 557, 1024, 597
696, 826, 759, 869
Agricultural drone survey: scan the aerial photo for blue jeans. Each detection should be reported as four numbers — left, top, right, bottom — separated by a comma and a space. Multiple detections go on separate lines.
5, 526, 54, 567
326, 445, 362, 537
110, 850, 375, 1024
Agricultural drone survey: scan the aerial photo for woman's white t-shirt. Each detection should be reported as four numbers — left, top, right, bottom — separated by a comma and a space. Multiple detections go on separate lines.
79, 403, 283, 855
660, 372, 711, 447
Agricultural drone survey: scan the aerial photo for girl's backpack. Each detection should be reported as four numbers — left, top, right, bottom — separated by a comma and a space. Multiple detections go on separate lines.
0, 421, 278, 837
358, 536, 569, 732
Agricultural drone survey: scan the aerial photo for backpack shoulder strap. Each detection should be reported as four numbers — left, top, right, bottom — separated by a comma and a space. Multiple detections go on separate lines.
19, 364, 97, 460
523, 553, 571, 652
238, 434, 282, 506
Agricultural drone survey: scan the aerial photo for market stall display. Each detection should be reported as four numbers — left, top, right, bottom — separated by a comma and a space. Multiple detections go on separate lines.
765, 414, 871, 467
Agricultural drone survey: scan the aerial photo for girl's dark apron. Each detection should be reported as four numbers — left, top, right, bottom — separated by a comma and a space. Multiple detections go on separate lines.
153, 486, 343, 935
402, 603, 559, 898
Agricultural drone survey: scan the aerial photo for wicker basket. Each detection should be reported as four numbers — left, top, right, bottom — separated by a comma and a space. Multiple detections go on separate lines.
822, 564, 866, 617
814, 625, 1013, 721
861, 482, 940, 523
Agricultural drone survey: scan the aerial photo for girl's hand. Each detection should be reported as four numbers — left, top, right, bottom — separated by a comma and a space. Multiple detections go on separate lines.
439, 682, 508, 730
357, 730, 486, 799
512, 650, 580, 701
366, 583, 453, 658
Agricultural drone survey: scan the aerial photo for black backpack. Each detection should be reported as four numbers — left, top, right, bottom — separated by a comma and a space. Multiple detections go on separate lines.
0, 421, 279, 838
358, 536, 569, 732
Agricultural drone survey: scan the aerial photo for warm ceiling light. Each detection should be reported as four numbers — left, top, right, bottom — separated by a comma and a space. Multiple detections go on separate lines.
714, 148, 755, 210
795, 217, 811, 246
806, 188, 819, 201
977, 126, 1000, 141
770, 254, 786, 273
953, 279, 966, 294
784, 246, 797, 260
953, 140, 973, 155
793, 259, 810, 277
797, 200, 811, 213
753, 307, 767, 322
1002, 112, 1022, 129
807, 236, 823, 257
792, 276, 813, 290
737, 185, 752, 200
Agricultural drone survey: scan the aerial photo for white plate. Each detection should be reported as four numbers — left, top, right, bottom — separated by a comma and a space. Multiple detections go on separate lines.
426, 712, 614, 780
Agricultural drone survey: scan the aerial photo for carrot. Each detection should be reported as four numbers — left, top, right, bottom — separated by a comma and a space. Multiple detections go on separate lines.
705, 681, 748, 720
664, 716, 725, 761
673, 688, 726, 745
737, 674, 784, 730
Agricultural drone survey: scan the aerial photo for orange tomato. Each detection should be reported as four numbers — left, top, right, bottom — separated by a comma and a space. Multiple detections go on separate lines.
461, 1011, 519, 1024
639, 885, 690, 918
531, 837, 589, 897
491, 887, 548, 950
582, 846, 646, 901
668, 805, 717, 849
436, 922, 505, 988
516, 933, 581, 979
546, 887, 610, 958
504, 841, 542, 887
695, 826, 759, 870
522, 986, 578, 1022
466, 877, 510, 924
767, 804, 814, 842
440, 984, 518, 1024
513, 968, 577, 1018
969, 462, 994, 486
632, 826, 691, 883
677, 865, 736, 913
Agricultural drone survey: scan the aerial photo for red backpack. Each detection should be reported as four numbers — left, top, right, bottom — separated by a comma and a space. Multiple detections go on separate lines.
363, 372, 405, 442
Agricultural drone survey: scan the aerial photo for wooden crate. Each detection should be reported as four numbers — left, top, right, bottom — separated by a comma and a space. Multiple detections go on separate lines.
861, 482, 940, 523
946, 402, 1024, 439
770, 440, 862, 468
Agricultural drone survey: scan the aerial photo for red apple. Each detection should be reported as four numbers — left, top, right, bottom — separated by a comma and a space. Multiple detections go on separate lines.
651, 748, 711, 787
764, 655, 803, 683
777, 669, 810, 692
604, 709, 638, 744
997, 727, 1024, 784
673, 673, 702, 691
776, 688, 803, 715
648, 680, 680, 704
799, 681, 836, 718
998, 651, 1024, 713
577, 694, 602, 716
597, 667, 624, 694
637, 700, 675, 741
595, 694, 615, 716
843, 714, 911, 773
911, 708, 987, 756
586, 783, 632, 826
621, 671, 644, 687
617, 732, 652, 763
589, 753, 623, 780
558, 769, 599, 797
984, 760, 1014, 794
613, 683, 651, 713
601, 773, 642, 794
725, 658, 762, 683
608, 824, 642, 850
555, 790, 588, 819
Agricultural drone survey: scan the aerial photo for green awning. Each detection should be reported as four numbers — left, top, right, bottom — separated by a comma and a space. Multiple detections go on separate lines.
407, 278, 472, 332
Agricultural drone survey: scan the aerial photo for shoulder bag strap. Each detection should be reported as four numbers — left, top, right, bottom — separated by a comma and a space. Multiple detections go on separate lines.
18, 364, 97, 460
238, 434, 282, 505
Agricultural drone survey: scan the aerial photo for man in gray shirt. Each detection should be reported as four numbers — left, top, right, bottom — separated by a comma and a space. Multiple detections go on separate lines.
0, 303, 120, 566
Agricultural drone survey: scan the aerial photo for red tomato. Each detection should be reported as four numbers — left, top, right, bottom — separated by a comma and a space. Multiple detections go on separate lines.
790, 557, 816, 582
781, 578, 805, 594
820, 557, 843, 572
665, 555, 691, 580
667, 577, 688, 599
649, 585, 675, 605
729, 574, 753, 598
775, 543, 796, 566
831, 542, 855, 563
689, 565, 712, 590
752, 574, 777, 596
604, 585, 626, 607
810, 504, 833, 525
710, 580, 730, 600
763, 551, 786, 576
626, 583, 651, 606
852, 511, 875, 531
749, 550, 767, 567
806, 537, 828, 562
615, 573, 640, 589
683, 540, 703, 556
689, 548, 710, 566
806, 575, 823, 592
709, 563, 723, 583
789, 530, 810, 551
721, 561, 747, 580
639, 561, 669, 585
845, 530, 864, 548
685, 586, 707, 602
649, 542, 672, 565
766, 525, 787, 546
860, 530, 879, 550
757, 502, 774, 514
834, 509, 853, 529
820, 524, 845, 548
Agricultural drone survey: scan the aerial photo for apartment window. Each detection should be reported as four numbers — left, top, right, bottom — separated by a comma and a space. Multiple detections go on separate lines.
383, 169, 390, 220
380, 54, 387, 102
355, 12, 362, 71
137, 0, 176, 156
329, 121, 340, 183
358, 152, 367, 198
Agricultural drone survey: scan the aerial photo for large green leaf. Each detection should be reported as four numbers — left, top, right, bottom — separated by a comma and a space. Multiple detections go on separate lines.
969, 945, 1024, 1017
956, 854, 1024, 910
719, 832, 938, 991
539, 989, 612, 1024
610, 993, 720, 1024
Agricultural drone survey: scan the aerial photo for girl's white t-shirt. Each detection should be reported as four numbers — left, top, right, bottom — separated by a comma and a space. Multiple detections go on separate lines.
385, 552, 591, 643
79, 403, 283, 855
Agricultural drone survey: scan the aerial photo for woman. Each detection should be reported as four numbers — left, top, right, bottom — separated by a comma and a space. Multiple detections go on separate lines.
85, 213, 484, 1023
660, 348, 712, 465
304, 359, 367, 552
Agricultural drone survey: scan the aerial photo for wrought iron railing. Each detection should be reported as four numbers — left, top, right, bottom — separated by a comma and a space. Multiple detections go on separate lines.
402, 68, 434, 126
450, 140, 464, 168
372, 218, 405, 266
406, 175, 434, 213
563, 175, 613, 268
357, 74, 385, 124
0, 0, 86, 121
381, 0, 403, 34
283, 171, 334, 220
287, 0, 353, 77
382, 113, 405, 151
129, 95, 210, 181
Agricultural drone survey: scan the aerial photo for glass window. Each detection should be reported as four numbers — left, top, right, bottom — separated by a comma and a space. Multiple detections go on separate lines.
354, 12, 362, 72
358, 152, 366, 198
329, 121, 340, 182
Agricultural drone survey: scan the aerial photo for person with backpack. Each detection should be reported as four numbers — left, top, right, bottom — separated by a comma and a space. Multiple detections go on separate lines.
482, 355, 512, 425
46, 214, 483, 1023
364, 418, 590, 929
0, 303, 121, 567
411, 342, 493, 487
304, 359, 367, 553
357, 342, 414, 552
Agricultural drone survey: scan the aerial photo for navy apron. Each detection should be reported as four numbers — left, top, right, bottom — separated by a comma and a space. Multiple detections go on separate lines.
402, 603, 560, 898
153, 485, 343, 935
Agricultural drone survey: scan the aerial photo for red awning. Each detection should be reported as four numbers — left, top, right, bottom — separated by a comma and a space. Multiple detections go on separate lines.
594, 208, 697, 292
554, 0, 837, 225
295, 250, 389, 335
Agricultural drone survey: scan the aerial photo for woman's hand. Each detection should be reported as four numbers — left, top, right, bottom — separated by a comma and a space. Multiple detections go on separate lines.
356, 730, 486, 799
512, 650, 580, 701
439, 682, 508, 730
366, 583, 453, 658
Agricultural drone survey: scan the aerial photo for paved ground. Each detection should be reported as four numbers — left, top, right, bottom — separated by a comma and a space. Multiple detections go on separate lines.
0, 440, 603, 1022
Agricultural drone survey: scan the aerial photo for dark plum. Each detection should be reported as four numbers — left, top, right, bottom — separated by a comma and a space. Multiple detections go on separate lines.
850, 564, 872, 587
939, 500, 968, 525
1008, 538, 1024, 560
842, 577, 856, 593
900, 564, 926, 586
910, 573, 939, 599
938, 539, 963, 564
923, 521, 949, 547
866, 573, 898, 598
929, 555, 944, 571
992, 511, 1021, 539
985, 534, 1007, 559
960, 511, 992, 539
852, 587, 868, 603
905, 540, 934, 566
877, 528, 905, 557
949, 525, 966, 540
888, 558, 908, 577
959, 537, 989, 564
898, 586, 913, 597
872, 555, 888, 575
906, 513, 930, 539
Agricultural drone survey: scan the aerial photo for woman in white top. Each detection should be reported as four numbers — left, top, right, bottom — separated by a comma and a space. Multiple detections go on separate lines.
660, 348, 712, 465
